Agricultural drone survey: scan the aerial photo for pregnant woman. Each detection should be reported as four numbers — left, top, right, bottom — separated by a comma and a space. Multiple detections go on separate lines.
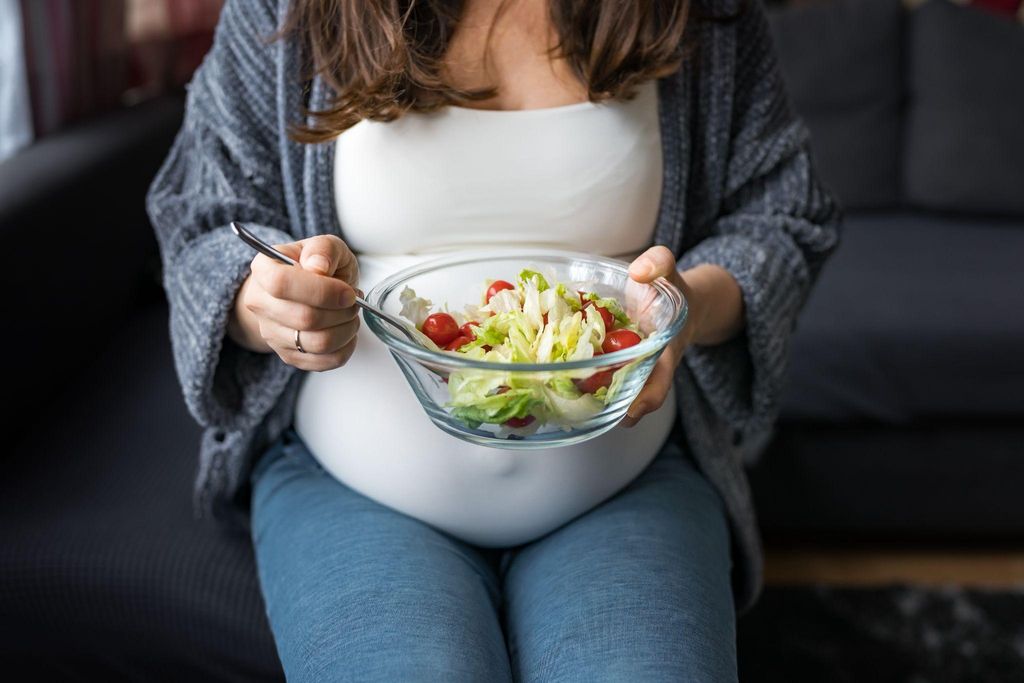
147, 0, 839, 680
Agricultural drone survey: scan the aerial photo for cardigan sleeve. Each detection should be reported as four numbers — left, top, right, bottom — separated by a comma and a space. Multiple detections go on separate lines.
145, 0, 298, 431
676, 0, 842, 440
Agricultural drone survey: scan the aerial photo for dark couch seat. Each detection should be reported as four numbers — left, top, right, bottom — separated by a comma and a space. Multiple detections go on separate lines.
782, 212, 1024, 424
753, 212, 1024, 541
0, 300, 283, 681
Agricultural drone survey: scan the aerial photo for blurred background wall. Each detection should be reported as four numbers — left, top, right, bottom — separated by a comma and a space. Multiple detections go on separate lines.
0, 0, 222, 159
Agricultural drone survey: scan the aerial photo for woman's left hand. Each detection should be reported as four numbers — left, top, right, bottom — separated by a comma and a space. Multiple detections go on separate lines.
619, 246, 702, 428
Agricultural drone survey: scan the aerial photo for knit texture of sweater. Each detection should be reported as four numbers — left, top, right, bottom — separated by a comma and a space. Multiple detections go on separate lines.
146, 0, 841, 612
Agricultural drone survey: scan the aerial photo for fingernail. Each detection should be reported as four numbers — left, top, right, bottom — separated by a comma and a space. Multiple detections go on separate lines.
307, 255, 330, 274
627, 402, 647, 419
632, 258, 655, 278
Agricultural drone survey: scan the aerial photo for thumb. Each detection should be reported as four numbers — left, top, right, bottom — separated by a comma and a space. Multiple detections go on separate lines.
628, 245, 677, 283
297, 235, 342, 276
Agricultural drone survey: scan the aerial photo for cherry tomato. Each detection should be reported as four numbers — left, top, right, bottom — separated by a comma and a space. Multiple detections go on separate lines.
486, 280, 515, 303
574, 370, 613, 394
445, 335, 472, 351
602, 329, 642, 354
422, 312, 459, 346
460, 321, 479, 338
584, 302, 614, 330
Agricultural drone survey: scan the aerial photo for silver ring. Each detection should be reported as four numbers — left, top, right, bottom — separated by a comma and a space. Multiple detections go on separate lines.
294, 328, 306, 354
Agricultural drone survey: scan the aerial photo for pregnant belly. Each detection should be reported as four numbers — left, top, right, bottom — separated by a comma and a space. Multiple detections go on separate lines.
292, 254, 678, 547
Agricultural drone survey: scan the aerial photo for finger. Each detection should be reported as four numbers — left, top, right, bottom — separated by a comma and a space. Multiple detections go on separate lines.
263, 316, 360, 355
271, 235, 360, 291
273, 241, 302, 262
272, 336, 358, 372
250, 255, 357, 310
621, 354, 675, 428
297, 234, 357, 280
247, 285, 359, 331
628, 245, 677, 283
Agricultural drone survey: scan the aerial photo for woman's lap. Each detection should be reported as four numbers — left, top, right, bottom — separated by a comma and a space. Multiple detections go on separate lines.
500, 438, 736, 682
250, 428, 736, 683
250, 431, 511, 682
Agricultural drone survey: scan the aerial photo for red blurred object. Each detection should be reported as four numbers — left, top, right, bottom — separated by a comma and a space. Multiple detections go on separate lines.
18, 0, 224, 138
126, 0, 224, 96
601, 329, 642, 354
574, 370, 613, 394
969, 0, 1023, 19
444, 335, 472, 351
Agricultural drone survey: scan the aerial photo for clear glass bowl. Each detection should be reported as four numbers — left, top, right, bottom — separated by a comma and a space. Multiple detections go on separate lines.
364, 249, 687, 448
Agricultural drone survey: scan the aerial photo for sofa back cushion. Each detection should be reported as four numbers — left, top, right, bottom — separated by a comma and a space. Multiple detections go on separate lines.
768, 0, 905, 210
904, 0, 1024, 216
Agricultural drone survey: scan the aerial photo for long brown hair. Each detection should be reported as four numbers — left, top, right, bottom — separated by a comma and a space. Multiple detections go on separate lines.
278, 0, 696, 142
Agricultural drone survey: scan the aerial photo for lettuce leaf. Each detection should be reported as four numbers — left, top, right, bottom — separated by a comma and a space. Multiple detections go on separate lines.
605, 358, 642, 403
399, 286, 432, 328
483, 288, 522, 315
541, 385, 605, 429
547, 375, 581, 399
539, 289, 572, 326
554, 282, 582, 312
448, 386, 543, 429
582, 291, 631, 327
518, 269, 550, 292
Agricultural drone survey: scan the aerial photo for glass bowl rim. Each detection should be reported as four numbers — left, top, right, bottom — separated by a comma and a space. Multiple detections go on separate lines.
363, 248, 688, 372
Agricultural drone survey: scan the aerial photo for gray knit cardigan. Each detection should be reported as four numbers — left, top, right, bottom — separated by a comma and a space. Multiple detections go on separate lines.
145, 0, 840, 612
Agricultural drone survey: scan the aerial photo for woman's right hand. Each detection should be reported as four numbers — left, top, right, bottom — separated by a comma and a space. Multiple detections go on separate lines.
228, 234, 361, 372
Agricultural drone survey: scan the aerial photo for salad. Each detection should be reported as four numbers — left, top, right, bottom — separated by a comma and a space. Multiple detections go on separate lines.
397, 269, 646, 432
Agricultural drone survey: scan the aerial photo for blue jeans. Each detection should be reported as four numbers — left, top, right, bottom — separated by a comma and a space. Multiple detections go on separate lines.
250, 427, 737, 682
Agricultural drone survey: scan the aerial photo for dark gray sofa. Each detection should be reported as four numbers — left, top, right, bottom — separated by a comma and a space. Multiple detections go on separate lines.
0, 96, 282, 681
750, 0, 1024, 541
1, 0, 1021, 679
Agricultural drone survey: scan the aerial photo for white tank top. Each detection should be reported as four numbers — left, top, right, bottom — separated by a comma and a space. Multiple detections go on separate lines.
294, 79, 677, 547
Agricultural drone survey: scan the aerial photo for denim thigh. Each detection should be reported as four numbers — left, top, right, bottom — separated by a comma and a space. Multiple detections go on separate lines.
500, 436, 737, 683
249, 430, 512, 683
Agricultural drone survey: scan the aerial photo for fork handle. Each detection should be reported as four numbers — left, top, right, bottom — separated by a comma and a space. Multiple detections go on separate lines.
230, 222, 298, 266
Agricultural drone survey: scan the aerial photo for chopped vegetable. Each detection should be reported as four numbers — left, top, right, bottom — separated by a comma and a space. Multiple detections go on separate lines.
422, 312, 460, 347
399, 269, 648, 431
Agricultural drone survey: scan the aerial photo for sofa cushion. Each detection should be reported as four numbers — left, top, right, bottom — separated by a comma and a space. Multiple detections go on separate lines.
0, 302, 283, 682
752, 420, 1024, 540
781, 212, 1024, 423
904, 0, 1024, 216
768, 0, 904, 210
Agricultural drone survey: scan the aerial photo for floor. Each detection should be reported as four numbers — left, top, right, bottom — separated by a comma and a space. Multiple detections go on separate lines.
764, 546, 1024, 588
736, 546, 1024, 682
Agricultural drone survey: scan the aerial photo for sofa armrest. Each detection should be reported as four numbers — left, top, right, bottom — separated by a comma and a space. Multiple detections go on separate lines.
0, 95, 185, 437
